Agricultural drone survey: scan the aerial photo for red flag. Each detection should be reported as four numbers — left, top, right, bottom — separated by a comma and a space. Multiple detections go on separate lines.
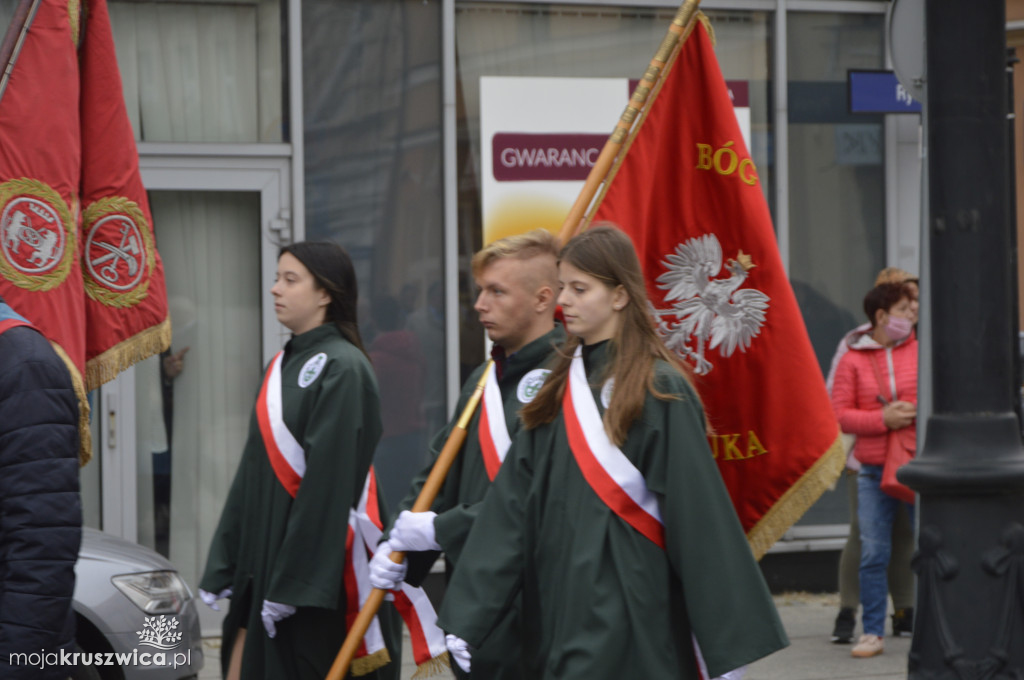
592, 19, 843, 558
79, 0, 169, 391
0, 0, 91, 459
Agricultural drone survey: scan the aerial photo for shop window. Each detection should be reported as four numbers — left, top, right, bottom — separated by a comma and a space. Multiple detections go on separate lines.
787, 11, 887, 376
786, 11, 886, 528
109, 0, 285, 143
302, 0, 444, 511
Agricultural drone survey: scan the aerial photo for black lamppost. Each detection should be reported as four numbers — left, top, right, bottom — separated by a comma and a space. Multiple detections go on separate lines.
900, 2, 1024, 677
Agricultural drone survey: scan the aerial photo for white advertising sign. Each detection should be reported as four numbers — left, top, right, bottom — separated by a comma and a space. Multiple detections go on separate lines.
480, 75, 751, 244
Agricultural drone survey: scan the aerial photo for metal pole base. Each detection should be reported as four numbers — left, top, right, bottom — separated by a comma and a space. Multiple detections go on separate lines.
902, 412, 1024, 679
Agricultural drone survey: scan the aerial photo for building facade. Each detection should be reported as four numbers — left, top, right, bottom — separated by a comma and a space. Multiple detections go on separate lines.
3, 0, 938, 632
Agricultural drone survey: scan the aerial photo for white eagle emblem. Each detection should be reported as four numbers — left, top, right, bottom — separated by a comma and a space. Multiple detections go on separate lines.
653, 234, 770, 375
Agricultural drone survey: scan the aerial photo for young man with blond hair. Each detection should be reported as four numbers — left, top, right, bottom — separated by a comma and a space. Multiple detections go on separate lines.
370, 229, 562, 679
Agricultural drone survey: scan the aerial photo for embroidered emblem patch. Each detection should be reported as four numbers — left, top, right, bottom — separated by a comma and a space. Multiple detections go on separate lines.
517, 368, 551, 404
0, 179, 74, 291
654, 233, 769, 375
600, 377, 615, 409
298, 353, 327, 388
82, 197, 155, 308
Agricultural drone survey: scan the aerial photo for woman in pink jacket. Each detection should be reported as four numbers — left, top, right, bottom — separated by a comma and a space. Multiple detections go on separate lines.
831, 281, 918, 659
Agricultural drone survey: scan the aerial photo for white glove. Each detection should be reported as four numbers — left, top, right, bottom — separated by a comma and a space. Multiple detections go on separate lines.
445, 634, 471, 673
390, 510, 441, 552
260, 600, 296, 638
369, 541, 408, 590
199, 587, 232, 611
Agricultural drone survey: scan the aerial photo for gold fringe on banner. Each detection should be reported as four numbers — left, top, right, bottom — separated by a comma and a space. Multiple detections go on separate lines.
697, 11, 715, 46
349, 648, 391, 677
746, 432, 847, 561
50, 342, 92, 467
410, 652, 452, 680
84, 316, 172, 393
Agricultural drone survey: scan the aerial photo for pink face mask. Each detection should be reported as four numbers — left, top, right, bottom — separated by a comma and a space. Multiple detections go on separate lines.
884, 315, 913, 342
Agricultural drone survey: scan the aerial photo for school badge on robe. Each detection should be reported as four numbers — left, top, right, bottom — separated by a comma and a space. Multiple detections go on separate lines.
82, 197, 156, 307
298, 352, 327, 387
0, 179, 75, 291
517, 368, 550, 403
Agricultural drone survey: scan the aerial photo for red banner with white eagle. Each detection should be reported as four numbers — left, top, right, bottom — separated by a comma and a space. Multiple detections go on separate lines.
79, 0, 169, 390
591, 18, 843, 558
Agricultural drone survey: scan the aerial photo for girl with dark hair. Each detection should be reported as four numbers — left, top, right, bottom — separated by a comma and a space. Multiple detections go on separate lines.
436, 226, 788, 679
199, 242, 399, 679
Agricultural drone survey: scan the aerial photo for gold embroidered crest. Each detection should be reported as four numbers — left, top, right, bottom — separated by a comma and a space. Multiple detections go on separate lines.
82, 197, 154, 308
0, 179, 75, 291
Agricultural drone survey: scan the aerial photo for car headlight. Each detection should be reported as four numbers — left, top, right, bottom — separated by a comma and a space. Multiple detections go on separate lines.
111, 571, 192, 615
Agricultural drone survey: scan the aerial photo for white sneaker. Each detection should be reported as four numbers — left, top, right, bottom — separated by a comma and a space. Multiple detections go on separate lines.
851, 634, 884, 658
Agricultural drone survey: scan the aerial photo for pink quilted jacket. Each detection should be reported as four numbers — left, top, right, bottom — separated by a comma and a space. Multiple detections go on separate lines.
830, 331, 918, 466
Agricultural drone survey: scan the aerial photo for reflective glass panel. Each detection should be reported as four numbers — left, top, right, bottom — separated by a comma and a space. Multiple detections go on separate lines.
787, 11, 886, 527
134, 190, 262, 598
787, 11, 887, 375
302, 0, 443, 511
109, 0, 285, 143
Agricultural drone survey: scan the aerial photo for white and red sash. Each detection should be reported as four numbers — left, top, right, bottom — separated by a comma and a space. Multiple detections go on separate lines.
347, 469, 448, 675
562, 347, 737, 680
478, 362, 511, 481
255, 351, 305, 498
254, 351, 447, 675
562, 347, 666, 548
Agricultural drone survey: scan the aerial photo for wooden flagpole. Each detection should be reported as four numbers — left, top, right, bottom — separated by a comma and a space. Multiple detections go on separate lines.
325, 361, 493, 680
327, 4, 707, 677
556, 0, 702, 245
0, 0, 42, 105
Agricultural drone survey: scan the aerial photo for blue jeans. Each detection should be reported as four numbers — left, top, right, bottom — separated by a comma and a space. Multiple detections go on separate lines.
857, 464, 915, 636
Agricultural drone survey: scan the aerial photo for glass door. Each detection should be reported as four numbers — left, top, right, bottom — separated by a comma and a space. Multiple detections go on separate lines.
85, 153, 292, 634
135, 190, 262, 562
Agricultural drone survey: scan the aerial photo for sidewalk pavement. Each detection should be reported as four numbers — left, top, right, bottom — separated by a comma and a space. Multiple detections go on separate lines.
198, 592, 912, 679
745, 592, 910, 680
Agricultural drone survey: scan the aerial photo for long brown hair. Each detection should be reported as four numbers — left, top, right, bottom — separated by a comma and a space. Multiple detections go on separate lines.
520, 225, 696, 445
280, 242, 368, 358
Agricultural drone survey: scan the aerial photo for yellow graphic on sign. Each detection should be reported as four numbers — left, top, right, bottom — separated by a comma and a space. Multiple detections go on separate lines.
484, 193, 566, 245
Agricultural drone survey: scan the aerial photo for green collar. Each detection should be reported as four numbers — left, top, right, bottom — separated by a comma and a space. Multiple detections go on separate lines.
286, 323, 341, 355
503, 325, 565, 381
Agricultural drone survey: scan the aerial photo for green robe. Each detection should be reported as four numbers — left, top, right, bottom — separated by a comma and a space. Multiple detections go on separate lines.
438, 342, 789, 679
393, 326, 563, 679
200, 324, 399, 679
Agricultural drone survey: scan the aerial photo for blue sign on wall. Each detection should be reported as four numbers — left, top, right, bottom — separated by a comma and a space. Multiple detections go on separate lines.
848, 70, 922, 114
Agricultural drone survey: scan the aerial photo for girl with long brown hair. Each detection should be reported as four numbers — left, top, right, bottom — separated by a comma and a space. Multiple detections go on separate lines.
436, 225, 787, 679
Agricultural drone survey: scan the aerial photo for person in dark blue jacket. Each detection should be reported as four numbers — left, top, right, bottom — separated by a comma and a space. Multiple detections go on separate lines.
0, 295, 82, 679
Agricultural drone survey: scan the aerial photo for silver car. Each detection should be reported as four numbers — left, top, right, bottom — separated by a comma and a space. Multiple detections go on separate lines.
71, 528, 204, 680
